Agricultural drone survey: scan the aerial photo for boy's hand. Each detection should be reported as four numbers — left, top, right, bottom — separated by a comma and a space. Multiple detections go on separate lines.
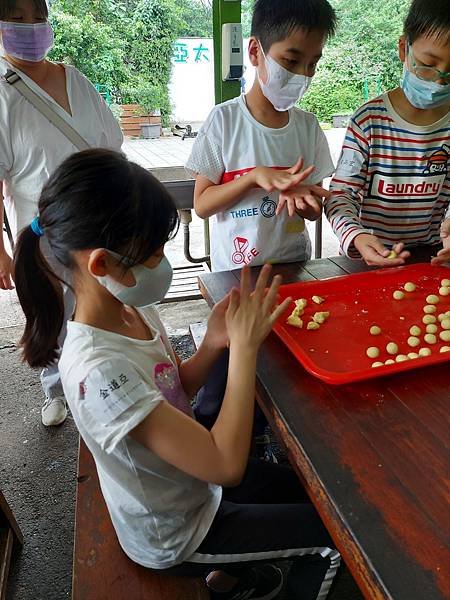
226, 265, 291, 351
251, 157, 315, 194
276, 184, 331, 219
353, 234, 410, 267
204, 293, 232, 350
431, 218, 450, 265
0, 250, 14, 290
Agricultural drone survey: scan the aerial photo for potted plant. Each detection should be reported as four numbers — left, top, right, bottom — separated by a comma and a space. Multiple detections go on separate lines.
119, 83, 163, 138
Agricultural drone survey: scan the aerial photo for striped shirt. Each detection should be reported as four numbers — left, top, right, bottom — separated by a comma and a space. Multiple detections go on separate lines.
325, 93, 450, 258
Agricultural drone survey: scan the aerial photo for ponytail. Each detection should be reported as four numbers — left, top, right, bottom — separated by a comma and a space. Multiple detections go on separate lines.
13, 226, 64, 368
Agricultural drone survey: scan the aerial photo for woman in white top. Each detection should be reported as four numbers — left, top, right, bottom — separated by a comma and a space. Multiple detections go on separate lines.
0, 0, 123, 425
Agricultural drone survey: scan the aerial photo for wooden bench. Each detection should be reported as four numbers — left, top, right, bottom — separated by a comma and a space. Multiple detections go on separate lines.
0, 490, 23, 600
73, 438, 210, 600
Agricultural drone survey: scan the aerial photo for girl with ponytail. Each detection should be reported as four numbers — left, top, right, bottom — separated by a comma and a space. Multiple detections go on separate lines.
14, 149, 339, 600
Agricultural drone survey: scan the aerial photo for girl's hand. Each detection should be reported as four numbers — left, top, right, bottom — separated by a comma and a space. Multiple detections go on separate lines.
251, 157, 315, 194
431, 218, 450, 265
226, 265, 291, 351
277, 184, 330, 219
204, 293, 232, 350
0, 250, 14, 290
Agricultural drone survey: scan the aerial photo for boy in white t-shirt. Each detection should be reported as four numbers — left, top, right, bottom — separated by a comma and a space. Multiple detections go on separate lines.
186, 0, 337, 439
186, 0, 336, 273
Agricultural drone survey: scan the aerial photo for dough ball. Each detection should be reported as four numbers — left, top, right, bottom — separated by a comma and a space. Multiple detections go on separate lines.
409, 325, 421, 336
393, 290, 405, 300
366, 346, 380, 359
384, 359, 395, 365
441, 318, 450, 330
440, 346, 450, 353
441, 279, 450, 287
396, 354, 408, 363
372, 361, 384, 368
439, 330, 450, 342
426, 294, 439, 305
418, 347, 432, 357
423, 315, 437, 325
439, 286, 450, 296
423, 305, 437, 314
404, 282, 416, 292
386, 342, 398, 355
407, 352, 419, 359
407, 336, 420, 348
370, 325, 381, 336
426, 324, 438, 334
424, 333, 437, 344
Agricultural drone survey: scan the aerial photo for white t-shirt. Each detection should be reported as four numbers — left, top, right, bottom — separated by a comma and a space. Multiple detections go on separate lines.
186, 95, 334, 272
0, 58, 123, 239
59, 306, 222, 570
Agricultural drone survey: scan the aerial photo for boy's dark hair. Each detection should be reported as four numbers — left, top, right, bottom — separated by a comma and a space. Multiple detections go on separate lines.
251, 0, 336, 51
0, 0, 48, 19
404, 0, 450, 43
13, 149, 179, 368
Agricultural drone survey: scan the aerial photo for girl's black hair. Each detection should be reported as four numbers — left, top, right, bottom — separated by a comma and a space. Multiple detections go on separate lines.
251, 0, 336, 52
0, 0, 49, 19
404, 0, 450, 44
13, 149, 179, 368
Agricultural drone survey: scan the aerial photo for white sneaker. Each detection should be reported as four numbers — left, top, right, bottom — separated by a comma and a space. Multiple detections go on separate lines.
41, 396, 68, 426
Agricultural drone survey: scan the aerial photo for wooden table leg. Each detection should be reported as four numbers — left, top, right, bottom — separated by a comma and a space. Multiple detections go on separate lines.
0, 491, 23, 600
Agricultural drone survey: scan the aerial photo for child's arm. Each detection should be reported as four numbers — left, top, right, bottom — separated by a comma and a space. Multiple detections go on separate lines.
177, 294, 230, 398
194, 160, 315, 219
130, 266, 291, 487
325, 119, 409, 267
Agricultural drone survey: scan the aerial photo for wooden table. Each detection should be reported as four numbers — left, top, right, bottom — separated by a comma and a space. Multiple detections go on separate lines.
198, 249, 450, 600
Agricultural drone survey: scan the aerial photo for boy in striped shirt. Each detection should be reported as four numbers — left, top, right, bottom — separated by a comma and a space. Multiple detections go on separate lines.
325, 0, 450, 267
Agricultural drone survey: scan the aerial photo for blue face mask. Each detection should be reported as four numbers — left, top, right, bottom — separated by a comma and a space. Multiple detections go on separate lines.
401, 65, 450, 109
96, 251, 173, 307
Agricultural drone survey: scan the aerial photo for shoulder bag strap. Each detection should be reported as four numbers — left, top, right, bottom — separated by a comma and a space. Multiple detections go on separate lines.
4, 68, 90, 151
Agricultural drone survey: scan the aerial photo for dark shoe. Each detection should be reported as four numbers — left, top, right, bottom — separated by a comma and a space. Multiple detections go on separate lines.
254, 434, 278, 464
208, 563, 283, 600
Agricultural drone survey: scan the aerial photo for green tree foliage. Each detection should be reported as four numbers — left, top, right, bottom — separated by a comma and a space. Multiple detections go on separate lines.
49, 0, 180, 123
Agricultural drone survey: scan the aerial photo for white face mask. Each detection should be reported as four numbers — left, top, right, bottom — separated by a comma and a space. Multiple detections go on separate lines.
95, 251, 173, 307
258, 45, 312, 111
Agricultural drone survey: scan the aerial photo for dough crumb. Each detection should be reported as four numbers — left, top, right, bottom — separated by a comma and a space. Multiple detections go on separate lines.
307, 321, 320, 331
312, 295, 325, 305
287, 315, 303, 329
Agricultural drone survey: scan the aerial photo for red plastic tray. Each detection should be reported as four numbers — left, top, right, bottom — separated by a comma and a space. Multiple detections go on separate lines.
274, 263, 450, 384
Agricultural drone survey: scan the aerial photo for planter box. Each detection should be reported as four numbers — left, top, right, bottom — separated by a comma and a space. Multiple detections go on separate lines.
141, 123, 161, 139
120, 104, 162, 138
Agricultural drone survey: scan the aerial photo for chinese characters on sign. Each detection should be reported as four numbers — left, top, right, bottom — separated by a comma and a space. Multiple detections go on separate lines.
173, 41, 211, 64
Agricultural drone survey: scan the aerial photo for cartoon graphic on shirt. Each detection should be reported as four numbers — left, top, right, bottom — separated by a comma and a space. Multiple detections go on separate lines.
154, 362, 193, 416
231, 236, 260, 265
423, 144, 449, 175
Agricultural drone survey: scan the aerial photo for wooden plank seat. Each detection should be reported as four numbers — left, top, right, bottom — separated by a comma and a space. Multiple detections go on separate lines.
0, 490, 23, 600
73, 439, 210, 600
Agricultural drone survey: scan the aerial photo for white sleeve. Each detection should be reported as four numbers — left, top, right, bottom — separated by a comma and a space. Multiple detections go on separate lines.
185, 108, 224, 184
79, 359, 162, 454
